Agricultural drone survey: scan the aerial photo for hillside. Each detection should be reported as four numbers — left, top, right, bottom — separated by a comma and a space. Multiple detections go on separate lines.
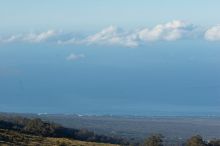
0, 129, 118, 146
0, 115, 128, 145
1, 114, 220, 146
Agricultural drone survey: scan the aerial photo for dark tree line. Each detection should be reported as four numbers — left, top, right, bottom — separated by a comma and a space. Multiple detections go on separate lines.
143, 134, 220, 146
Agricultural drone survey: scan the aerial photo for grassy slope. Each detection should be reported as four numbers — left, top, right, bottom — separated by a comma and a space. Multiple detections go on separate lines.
0, 129, 119, 146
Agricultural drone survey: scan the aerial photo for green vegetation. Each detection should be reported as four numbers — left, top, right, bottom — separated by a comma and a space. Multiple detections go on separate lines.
1, 115, 220, 146
143, 134, 163, 146
185, 135, 220, 146
142, 135, 220, 146
0, 129, 118, 146
0, 116, 128, 145
186, 135, 207, 146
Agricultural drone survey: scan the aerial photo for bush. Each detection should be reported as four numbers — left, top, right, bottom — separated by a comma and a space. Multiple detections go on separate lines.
186, 135, 207, 146
144, 134, 163, 146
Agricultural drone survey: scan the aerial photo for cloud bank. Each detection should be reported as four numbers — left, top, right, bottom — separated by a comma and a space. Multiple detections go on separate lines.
138, 20, 194, 41
85, 26, 139, 47
0, 30, 57, 43
1, 20, 220, 47
59, 20, 195, 47
23, 30, 57, 43
204, 25, 220, 41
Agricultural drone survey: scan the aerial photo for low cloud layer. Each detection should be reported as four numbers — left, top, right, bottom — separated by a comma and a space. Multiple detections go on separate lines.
23, 30, 57, 43
1, 20, 220, 47
138, 20, 194, 41
85, 26, 139, 47
0, 30, 57, 43
59, 20, 196, 47
204, 25, 220, 41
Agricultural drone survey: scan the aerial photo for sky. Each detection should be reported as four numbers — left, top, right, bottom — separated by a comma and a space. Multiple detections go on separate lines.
0, 0, 220, 115
1, 0, 220, 32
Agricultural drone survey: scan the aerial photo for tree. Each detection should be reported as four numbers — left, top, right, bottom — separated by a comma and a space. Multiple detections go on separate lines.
208, 139, 220, 146
144, 134, 163, 146
186, 135, 207, 146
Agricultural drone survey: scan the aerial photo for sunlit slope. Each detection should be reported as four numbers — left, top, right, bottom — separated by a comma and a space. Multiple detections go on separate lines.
0, 129, 119, 146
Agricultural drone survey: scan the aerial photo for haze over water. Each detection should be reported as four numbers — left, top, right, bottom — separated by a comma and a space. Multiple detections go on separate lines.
1, 41, 220, 116
0, 0, 220, 116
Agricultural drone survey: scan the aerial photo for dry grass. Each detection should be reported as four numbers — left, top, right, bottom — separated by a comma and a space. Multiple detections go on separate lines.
0, 129, 119, 146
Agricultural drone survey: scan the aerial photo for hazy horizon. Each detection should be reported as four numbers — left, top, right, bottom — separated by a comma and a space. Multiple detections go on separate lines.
0, 0, 220, 116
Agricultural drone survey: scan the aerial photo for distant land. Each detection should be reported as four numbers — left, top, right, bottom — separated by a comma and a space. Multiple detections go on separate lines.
1, 112, 220, 144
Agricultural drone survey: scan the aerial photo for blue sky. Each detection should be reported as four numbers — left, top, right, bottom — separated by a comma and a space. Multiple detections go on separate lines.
1, 0, 220, 32
0, 0, 220, 115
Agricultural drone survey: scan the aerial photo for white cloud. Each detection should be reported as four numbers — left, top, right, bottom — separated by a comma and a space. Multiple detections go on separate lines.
58, 20, 196, 47
204, 25, 220, 41
2, 20, 220, 47
0, 30, 57, 43
138, 20, 194, 41
22, 30, 57, 43
66, 53, 85, 61
85, 26, 138, 47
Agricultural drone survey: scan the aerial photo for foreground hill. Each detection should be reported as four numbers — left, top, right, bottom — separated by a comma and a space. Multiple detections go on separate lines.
0, 129, 118, 146
0, 115, 128, 145
1, 113, 220, 146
